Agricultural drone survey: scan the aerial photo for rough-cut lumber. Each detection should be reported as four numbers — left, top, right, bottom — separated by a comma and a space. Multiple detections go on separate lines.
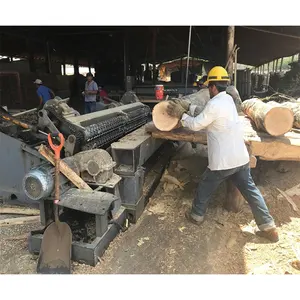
38, 144, 92, 191
0, 216, 40, 227
0, 207, 40, 215
242, 98, 294, 136
146, 117, 300, 162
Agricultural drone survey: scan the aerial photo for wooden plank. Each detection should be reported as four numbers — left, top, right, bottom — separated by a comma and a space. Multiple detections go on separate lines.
0, 207, 40, 215
38, 144, 92, 191
0, 216, 40, 227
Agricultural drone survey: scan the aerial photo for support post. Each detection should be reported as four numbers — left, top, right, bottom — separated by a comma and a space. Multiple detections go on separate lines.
180, 57, 184, 84
45, 40, 51, 74
224, 148, 255, 213
26, 38, 36, 73
88, 58, 92, 73
279, 58, 283, 72
226, 26, 235, 81
62, 56, 66, 75
185, 26, 192, 95
123, 30, 129, 87
234, 47, 239, 88
73, 56, 79, 75
152, 27, 157, 84
224, 180, 244, 212
275, 59, 279, 73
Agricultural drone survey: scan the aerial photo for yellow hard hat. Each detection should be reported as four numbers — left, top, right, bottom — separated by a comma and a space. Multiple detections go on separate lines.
204, 66, 230, 86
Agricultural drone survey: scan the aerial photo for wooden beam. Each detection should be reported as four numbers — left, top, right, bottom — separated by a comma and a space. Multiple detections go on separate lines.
145, 118, 300, 161
38, 145, 92, 191
279, 58, 283, 72
226, 26, 235, 80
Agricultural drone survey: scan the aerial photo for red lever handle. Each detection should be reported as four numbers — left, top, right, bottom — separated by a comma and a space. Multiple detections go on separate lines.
48, 133, 65, 159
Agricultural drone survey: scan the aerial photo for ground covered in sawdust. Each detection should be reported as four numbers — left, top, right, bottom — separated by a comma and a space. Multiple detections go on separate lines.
1, 144, 300, 274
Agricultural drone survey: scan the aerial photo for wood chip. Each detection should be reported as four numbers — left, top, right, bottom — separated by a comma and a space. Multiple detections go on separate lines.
178, 226, 186, 233
290, 260, 300, 271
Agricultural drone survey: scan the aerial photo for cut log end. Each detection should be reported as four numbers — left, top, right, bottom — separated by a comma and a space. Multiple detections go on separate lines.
264, 107, 294, 136
152, 101, 179, 131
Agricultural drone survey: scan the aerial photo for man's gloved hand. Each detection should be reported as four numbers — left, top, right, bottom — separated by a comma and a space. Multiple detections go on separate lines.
166, 101, 186, 119
171, 99, 191, 111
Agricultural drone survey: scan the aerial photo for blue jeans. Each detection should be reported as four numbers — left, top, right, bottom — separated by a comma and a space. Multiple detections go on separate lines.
192, 163, 275, 231
84, 102, 96, 114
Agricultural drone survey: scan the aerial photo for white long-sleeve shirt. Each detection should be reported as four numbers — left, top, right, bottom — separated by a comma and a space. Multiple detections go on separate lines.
181, 91, 249, 171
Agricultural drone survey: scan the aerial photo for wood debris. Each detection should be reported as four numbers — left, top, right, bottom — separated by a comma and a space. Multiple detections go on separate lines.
290, 260, 300, 271
137, 237, 150, 247
161, 170, 185, 191
276, 188, 299, 212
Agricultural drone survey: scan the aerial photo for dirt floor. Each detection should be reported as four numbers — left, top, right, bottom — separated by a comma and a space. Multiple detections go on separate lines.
1, 143, 300, 274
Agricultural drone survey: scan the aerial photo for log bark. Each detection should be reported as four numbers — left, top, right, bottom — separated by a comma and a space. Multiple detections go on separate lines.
38, 144, 92, 191
279, 102, 300, 128
242, 98, 294, 136
145, 122, 207, 143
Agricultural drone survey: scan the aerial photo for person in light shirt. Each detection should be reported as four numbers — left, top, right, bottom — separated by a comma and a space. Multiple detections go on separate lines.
166, 66, 278, 243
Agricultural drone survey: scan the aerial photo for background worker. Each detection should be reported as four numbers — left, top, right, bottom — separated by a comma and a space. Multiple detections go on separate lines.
166, 66, 279, 243
34, 79, 55, 110
83, 72, 98, 114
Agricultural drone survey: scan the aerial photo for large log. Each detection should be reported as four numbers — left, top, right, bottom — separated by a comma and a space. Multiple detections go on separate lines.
146, 117, 300, 161
241, 99, 294, 136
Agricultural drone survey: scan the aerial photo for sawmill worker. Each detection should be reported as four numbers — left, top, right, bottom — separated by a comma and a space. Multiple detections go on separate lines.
83, 72, 98, 114
34, 79, 55, 110
166, 66, 279, 243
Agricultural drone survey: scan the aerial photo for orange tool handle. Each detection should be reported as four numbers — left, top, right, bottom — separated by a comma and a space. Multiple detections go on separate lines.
47, 133, 65, 159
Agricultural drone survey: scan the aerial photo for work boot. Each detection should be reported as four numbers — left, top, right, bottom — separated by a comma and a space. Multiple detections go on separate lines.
255, 228, 279, 243
185, 210, 204, 225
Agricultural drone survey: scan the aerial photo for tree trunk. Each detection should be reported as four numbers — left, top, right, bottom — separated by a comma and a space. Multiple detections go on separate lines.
241, 99, 294, 136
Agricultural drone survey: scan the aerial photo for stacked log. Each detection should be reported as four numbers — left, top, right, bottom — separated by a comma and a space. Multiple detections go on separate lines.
241, 99, 294, 136
278, 102, 300, 129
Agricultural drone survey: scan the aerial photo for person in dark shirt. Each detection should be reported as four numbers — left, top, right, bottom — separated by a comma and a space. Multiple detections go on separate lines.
34, 79, 55, 109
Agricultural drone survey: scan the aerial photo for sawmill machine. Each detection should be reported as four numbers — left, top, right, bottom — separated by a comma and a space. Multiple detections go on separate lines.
0, 98, 170, 266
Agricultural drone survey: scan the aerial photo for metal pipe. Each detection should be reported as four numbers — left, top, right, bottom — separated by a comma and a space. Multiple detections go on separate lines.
185, 26, 192, 95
